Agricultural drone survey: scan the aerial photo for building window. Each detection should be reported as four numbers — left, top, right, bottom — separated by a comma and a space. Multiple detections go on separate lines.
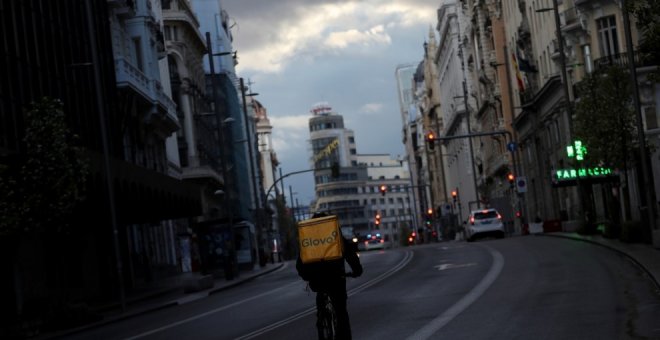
133, 38, 143, 72
583, 45, 593, 73
597, 16, 619, 57
348, 137, 355, 143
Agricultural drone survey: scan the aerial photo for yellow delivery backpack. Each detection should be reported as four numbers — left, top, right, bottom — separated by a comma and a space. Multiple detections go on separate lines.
298, 214, 344, 264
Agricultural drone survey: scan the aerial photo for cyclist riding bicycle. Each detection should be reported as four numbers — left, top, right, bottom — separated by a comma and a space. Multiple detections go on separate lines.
296, 212, 363, 340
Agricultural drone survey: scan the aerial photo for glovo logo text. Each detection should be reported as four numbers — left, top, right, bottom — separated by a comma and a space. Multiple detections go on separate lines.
301, 230, 338, 248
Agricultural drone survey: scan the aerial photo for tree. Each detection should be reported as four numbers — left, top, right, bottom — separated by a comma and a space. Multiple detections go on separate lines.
574, 66, 639, 227
0, 97, 88, 236
573, 65, 638, 170
628, 0, 660, 81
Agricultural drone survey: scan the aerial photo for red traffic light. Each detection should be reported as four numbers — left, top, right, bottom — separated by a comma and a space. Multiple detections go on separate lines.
451, 190, 458, 198
379, 184, 387, 196
507, 173, 515, 183
427, 208, 433, 216
426, 131, 436, 150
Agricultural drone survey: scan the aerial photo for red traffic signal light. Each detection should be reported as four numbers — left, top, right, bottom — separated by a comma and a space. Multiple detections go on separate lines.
507, 173, 515, 183
426, 131, 436, 150
507, 173, 515, 188
379, 184, 387, 196
427, 208, 433, 216
451, 189, 458, 202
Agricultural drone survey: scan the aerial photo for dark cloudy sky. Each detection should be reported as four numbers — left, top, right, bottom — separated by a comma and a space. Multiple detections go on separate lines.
222, 0, 441, 204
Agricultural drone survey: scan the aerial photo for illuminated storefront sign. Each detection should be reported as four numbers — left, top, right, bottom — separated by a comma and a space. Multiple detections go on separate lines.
553, 167, 613, 181
552, 141, 618, 186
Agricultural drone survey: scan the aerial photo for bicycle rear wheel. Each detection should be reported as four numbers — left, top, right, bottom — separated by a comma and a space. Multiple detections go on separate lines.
317, 295, 338, 340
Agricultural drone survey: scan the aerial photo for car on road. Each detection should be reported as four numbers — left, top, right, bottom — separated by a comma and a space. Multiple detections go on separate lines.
361, 233, 389, 251
465, 208, 505, 241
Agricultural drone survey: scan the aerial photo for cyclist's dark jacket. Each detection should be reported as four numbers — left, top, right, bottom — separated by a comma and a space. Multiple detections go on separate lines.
296, 237, 362, 291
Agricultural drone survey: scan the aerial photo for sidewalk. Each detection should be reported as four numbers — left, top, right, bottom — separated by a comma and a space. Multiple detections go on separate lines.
539, 232, 660, 289
38, 261, 287, 339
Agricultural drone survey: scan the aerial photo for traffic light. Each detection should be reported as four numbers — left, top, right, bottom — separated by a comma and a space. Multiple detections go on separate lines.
331, 162, 340, 178
507, 173, 515, 188
375, 212, 381, 228
426, 131, 436, 150
379, 184, 387, 196
410, 231, 416, 244
451, 189, 458, 202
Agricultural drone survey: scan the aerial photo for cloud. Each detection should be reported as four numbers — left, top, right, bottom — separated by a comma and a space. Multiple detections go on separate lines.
324, 25, 391, 49
269, 115, 310, 159
228, 1, 437, 74
360, 103, 384, 115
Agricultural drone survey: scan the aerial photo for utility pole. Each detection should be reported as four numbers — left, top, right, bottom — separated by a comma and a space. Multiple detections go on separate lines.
85, 0, 124, 311
239, 77, 263, 266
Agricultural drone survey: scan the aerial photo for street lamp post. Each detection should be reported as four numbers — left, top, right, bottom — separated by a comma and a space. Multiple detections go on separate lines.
205, 32, 233, 227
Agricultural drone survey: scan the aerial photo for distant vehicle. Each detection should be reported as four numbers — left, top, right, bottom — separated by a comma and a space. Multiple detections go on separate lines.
465, 209, 505, 242
361, 233, 389, 251
341, 226, 359, 245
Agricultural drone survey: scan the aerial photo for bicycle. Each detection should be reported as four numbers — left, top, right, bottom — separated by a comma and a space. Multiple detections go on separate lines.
317, 290, 338, 340
315, 272, 354, 340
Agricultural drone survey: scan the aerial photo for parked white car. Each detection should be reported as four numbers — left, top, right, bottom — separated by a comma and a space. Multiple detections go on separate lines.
465, 209, 505, 242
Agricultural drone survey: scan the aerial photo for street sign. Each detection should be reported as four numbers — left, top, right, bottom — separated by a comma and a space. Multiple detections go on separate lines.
507, 142, 517, 152
516, 176, 527, 193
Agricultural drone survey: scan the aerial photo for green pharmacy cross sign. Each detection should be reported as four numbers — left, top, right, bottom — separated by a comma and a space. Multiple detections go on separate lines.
566, 140, 587, 161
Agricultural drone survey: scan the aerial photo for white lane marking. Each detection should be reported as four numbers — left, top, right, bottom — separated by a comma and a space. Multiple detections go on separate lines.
126, 251, 413, 340
406, 245, 504, 340
124, 281, 300, 340
234, 250, 414, 340
434, 263, 477, 271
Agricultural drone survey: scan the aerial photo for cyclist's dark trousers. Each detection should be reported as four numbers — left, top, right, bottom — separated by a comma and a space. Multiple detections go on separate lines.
316, 287, 351, 340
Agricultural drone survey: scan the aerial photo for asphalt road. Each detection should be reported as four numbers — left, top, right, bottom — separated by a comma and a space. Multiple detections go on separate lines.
65, 236, 660, 340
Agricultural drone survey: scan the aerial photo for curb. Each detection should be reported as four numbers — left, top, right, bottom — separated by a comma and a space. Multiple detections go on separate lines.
539, 233, 660, 290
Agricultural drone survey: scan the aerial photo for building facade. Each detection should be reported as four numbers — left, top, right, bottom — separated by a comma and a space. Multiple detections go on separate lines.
309, 104, 415, 245
0, 0, 202, 330
395, 63, 426, 233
